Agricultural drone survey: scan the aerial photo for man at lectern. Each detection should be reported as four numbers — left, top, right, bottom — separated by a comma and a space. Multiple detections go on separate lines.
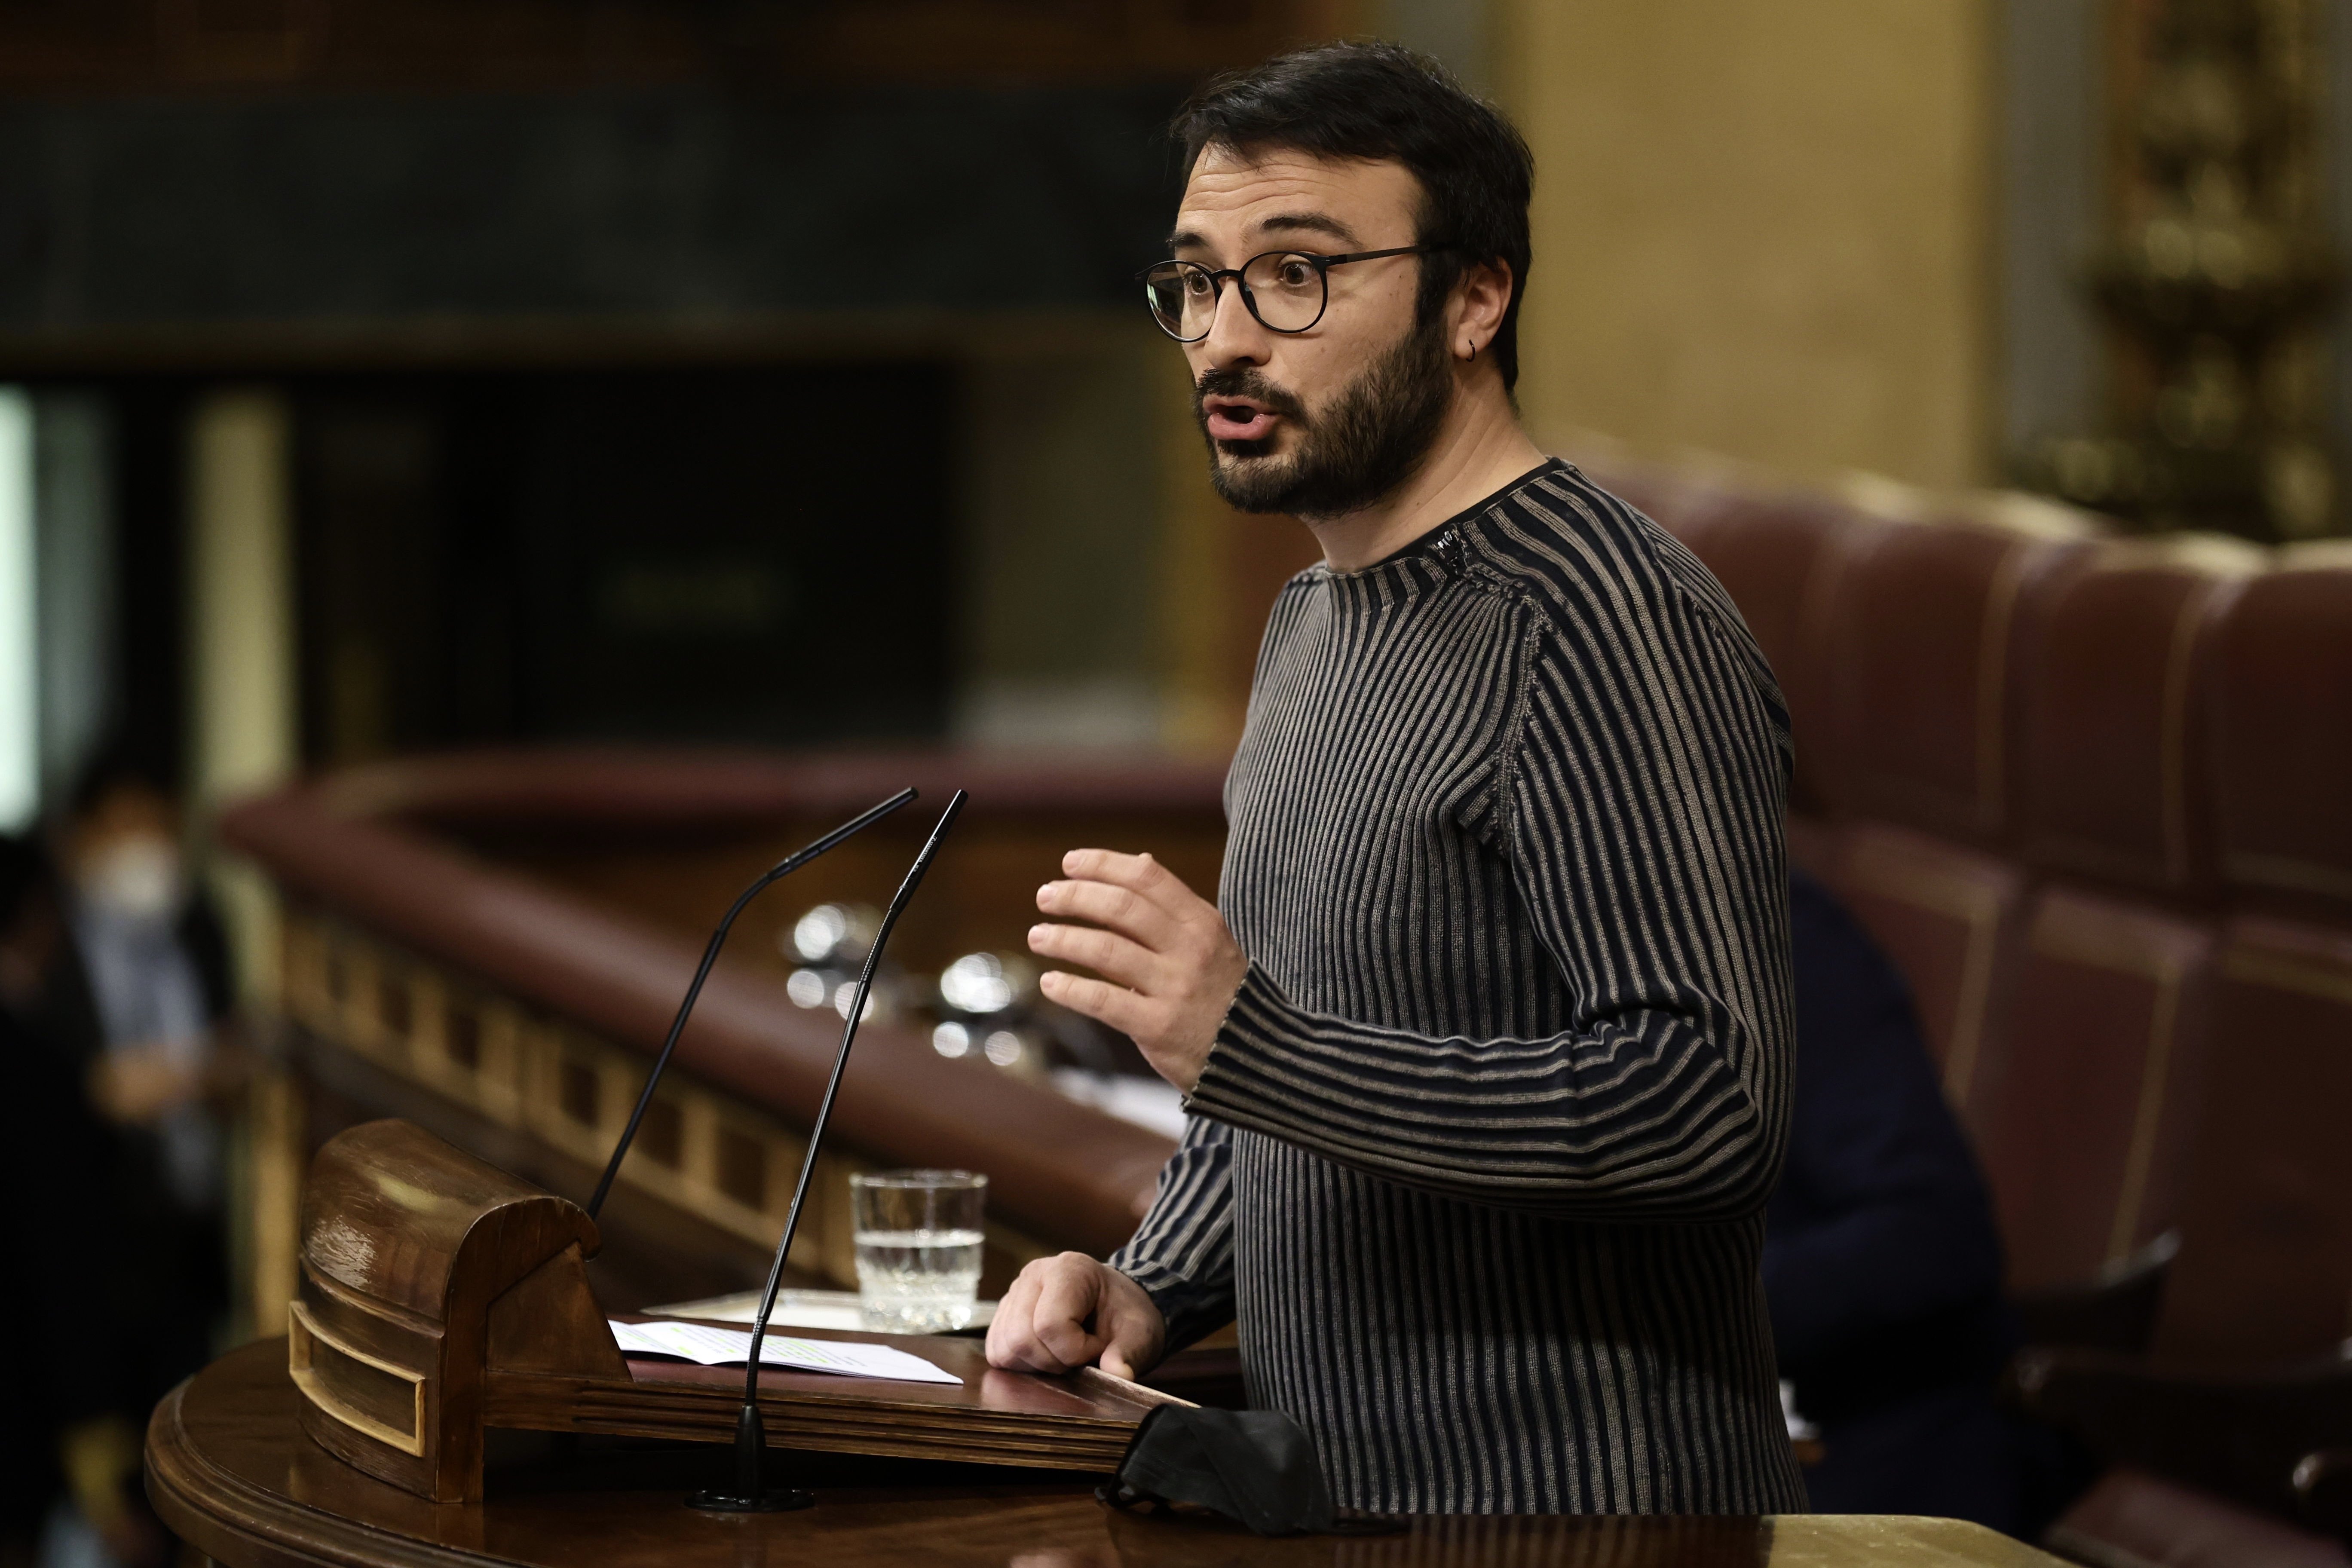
987, 43, 1804, 1516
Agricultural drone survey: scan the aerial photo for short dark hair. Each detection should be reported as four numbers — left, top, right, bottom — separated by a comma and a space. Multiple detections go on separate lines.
68, 743, 175, 824
1172, 40, 1536, 390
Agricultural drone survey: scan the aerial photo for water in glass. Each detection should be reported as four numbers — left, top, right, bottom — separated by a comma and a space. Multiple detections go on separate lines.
853, 1226, 985, 1332
850, 1170, 986, 1333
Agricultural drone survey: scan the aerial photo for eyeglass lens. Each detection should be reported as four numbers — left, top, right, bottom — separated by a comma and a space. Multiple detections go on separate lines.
1143, 254, 1327, 340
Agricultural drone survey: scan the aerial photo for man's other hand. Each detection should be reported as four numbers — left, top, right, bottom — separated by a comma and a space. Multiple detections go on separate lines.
986, 1252, 1167, 1381
1029, 849, 1247, 1093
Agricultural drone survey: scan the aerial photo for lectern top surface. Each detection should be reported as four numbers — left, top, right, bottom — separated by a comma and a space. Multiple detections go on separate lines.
151, 1339, 2065, 1568
613, 1316, 1165, 1424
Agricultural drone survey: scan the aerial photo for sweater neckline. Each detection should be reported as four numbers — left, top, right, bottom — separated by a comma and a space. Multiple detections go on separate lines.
1314, 458, 1567, 602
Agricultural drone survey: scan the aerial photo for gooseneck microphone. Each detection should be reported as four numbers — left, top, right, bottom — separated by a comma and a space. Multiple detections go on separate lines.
690, 788, 967, 1514
585, 786, 918, 1222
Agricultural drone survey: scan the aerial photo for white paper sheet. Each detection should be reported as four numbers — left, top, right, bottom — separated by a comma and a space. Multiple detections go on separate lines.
610, 1319, 961, 1386
642, 1288, 994, 1332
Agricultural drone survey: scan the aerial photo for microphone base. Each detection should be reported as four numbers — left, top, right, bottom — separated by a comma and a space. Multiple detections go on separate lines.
689, 1399, 811, 1512
686, 1486, 815, 1513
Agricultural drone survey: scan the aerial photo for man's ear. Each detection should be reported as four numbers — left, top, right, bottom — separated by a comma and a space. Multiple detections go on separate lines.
1451, 257, 1514, 362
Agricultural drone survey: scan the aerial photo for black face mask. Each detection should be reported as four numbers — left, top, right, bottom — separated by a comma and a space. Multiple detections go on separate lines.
1098, 1406, 1399, 1538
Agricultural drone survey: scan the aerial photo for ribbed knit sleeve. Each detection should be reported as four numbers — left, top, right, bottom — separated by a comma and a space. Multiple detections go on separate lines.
1106, 1115, 1238, 1353
1184, 563, 1795, 1223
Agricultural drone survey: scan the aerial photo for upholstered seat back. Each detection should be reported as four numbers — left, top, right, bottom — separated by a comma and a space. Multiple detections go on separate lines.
2155, 551, 2352, 1364
1612, 462, 2350, 1345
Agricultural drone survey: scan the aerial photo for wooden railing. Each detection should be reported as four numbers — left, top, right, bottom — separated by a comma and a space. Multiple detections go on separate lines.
221, 749, 1230, 1320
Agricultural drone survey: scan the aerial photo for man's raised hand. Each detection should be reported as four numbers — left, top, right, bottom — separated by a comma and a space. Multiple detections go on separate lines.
985, 1252, 1167, 1380
1027, 849, 1247, 1094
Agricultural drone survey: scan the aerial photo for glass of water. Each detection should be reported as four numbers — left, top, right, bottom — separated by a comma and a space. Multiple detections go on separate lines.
850, 1170, 987, 1333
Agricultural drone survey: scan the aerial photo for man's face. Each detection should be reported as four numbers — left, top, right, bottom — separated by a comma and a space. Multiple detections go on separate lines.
1172, 147, 1454, 518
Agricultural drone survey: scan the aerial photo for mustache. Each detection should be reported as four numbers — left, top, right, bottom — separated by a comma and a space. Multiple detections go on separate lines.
1193, 368, 1308, 425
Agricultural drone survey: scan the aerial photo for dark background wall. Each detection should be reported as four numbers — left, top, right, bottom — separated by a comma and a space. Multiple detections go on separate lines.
293, 364, 956, 761
0, 0, 1345, 783
0, 70, 1204, 766
0, 85, 1190, 335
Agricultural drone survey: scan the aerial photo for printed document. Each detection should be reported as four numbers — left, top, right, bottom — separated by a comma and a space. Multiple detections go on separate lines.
609, 1319, 960, 1386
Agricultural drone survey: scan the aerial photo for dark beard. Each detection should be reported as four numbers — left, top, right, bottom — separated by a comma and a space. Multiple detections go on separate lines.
1194, 310, 1454, 518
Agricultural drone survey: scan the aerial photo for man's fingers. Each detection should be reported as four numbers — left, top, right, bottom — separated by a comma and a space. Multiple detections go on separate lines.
995, 1334, 1078, 1375
1096, 1269, 1167, 1381
985, 1269, 1049, 1370
995, 1340, 1076, 1375
986, 1258, 1169, 1384
1030, 1257, 1099, 1317
1028, 921, 1158, 990
1060, 846, 1148, 883
1060, 848, 1196, 915
989, 1262, 1088, 1374
1029, 1256, 1110, 1369
1035, 878, 1179, 947
1038, 971, 1153, 1037
1099, 1312, 1156, 1383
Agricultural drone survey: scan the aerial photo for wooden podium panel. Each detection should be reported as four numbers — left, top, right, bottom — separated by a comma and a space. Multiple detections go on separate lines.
487, 1323, 1171, 1472
291, 1118, 1165, 1501
150, 1339, 2070, 1568
257, 1115, 2069, 1566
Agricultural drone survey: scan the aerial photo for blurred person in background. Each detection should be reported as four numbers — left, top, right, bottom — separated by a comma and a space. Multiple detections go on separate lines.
0, 835, 162, 1568
61, 756, 239, 1420
1767, 865, 2026, 1532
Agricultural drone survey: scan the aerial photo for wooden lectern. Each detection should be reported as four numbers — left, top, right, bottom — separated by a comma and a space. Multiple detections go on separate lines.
290, 1119, 1170, 1503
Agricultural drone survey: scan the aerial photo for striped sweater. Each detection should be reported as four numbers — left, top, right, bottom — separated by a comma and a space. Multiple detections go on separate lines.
1110, 460, 1805, 1515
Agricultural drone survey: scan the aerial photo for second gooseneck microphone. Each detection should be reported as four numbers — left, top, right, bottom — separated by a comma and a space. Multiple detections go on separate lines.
585, 786, 918, 1222
690, 788, 968, 1514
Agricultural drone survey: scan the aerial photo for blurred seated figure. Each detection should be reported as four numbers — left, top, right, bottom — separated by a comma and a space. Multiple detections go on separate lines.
61, 760, 239, 1442
66, 759, 234, 1194
1768, 866, 2023, 1531
0, 834, 161, 1568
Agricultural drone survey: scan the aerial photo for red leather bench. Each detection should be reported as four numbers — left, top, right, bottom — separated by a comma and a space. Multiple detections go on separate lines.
1589, 451, 2352, 1565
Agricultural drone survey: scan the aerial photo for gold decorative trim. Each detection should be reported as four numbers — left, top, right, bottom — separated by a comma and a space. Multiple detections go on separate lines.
288, 1301, 426, 1457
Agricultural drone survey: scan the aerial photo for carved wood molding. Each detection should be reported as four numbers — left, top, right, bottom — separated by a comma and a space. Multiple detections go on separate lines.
280, 907, 1054, 1286
226, 762, 1184, 1255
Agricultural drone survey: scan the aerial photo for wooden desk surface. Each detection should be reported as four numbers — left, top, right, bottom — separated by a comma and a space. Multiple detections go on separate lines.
150, 1340, 2063, 1568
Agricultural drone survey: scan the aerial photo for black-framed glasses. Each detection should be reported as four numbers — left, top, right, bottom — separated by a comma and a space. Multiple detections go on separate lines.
1138, 245, 1449, 342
